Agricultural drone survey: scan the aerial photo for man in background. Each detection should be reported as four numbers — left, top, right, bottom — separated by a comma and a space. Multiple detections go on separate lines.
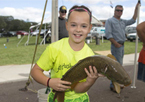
105, 2, 140, 92
58, 5, 68, 40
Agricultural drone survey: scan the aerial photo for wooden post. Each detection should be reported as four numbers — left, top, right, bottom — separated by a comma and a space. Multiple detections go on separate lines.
51, 0, 58, 43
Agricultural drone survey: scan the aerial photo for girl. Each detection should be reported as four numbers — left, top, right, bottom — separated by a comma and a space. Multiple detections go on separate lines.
31, 5, 102, 102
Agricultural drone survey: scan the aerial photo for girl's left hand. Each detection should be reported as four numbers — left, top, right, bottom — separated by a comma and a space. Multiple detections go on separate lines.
84, 66, 104, 85
73, 66, 104, 93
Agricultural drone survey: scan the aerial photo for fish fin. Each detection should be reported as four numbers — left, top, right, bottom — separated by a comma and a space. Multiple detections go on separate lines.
112, 82, 121, 94
107, 54, 117, 61
71, 82, 79, 91
52, 89, 57, 102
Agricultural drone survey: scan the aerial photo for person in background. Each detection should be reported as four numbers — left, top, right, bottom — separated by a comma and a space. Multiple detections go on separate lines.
58, 5, 68, 40
105, 2, 140, 92
31, 5, 103, 102
136, 21, 145, 82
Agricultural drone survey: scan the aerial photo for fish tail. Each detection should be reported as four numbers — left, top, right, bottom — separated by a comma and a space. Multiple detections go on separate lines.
53, 92, 65, 102
112, 82, 121, 93
71, 82, 79, 90
53, 92, 57, 102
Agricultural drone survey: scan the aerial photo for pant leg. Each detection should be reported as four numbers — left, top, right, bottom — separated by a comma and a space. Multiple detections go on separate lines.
110, 44, 124, 88
143, 66, 145, 82
111, 44, 124, 65
137, 62, 145, 82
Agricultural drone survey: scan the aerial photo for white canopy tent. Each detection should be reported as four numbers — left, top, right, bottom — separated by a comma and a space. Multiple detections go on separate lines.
91, 16, 103, 26
24, 21, 51, 46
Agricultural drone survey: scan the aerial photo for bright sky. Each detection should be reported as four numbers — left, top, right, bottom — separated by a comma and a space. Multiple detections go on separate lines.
0, 0, 145, 26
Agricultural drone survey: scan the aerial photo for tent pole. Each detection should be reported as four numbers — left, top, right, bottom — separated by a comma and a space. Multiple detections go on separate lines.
51, 0, 58, 42
131, 1, 141, 88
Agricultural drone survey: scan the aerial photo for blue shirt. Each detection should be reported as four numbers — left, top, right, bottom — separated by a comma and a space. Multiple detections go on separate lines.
105, 17, 135, 43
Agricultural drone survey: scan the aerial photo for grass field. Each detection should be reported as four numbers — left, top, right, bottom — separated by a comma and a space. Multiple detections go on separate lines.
0, 36, 143, 66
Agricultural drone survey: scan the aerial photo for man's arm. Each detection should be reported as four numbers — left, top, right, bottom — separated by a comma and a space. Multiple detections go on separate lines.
132, 2, 140, 20
105, 20, 122, 48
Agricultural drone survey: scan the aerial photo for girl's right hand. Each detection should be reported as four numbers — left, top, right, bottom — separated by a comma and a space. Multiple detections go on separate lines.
49, 78, 71, 91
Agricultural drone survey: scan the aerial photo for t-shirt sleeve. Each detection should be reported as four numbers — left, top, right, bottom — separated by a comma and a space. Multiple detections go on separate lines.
36, 45, 54, 71
79, 79, 86, 83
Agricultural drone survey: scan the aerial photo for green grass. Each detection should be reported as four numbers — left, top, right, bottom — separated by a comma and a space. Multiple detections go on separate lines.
88, 39, 142, 54
0, 36, 143, 66
0, 36, 47, 66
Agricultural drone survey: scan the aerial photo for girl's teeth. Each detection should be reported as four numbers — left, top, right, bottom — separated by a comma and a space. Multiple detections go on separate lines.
76, 35, 80, 36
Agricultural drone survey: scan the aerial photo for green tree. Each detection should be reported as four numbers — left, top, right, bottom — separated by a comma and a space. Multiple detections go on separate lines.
0, 17, 7, 32
0, 16, 37, 32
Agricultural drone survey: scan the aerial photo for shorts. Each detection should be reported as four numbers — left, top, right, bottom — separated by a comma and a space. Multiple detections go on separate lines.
137, 62, 145, 82
47, 92, 89, 102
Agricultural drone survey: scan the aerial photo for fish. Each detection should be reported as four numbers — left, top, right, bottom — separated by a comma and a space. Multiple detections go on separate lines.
53, 54, 132, 102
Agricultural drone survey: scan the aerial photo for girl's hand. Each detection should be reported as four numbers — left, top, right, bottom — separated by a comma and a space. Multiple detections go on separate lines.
71, 66, 104, 93
49, 78, 71, 91
84, 66, 104, 85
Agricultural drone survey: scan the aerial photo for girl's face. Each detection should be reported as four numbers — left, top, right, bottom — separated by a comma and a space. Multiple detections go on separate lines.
66, 11, 92, 44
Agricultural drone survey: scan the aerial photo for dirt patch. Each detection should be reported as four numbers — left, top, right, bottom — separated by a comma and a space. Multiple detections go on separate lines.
94, 50, 111, 56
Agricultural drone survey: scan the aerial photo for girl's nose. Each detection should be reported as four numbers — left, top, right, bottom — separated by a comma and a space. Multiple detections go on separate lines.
76, 26, 81, 32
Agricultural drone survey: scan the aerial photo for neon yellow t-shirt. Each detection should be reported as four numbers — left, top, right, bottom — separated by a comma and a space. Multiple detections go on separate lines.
37, 38, 94, 102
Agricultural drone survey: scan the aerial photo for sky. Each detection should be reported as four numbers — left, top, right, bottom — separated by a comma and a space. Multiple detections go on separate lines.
0, 0, 145, 26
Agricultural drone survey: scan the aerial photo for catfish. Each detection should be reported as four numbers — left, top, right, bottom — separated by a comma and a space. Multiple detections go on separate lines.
53, 54, 131, 102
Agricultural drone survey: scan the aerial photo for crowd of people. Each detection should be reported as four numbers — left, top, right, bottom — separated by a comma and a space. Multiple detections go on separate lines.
30, 1, 144, 102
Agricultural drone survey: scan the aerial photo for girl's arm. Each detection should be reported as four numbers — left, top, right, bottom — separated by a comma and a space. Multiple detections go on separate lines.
30, 64, 48, 86
31, 64, 71, 91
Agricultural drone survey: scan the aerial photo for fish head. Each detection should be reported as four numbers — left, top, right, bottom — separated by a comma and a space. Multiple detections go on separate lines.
105, 61, 132, 86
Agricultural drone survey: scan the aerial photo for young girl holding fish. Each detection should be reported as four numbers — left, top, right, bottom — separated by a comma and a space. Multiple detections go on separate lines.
31, 5, 102, 102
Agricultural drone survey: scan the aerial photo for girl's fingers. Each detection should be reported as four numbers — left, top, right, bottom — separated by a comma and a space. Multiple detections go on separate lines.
89, 66, 94, 76
56, 81, 71, 91
89, 66, 98, 77
93, 66, 97, 74
84, 68, 90, 76
61, 81, 71, 88
61, 80, 71, 85
85, 66, 98, 78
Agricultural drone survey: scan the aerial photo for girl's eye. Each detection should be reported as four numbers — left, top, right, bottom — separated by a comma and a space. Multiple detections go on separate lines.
82, 25, 87, 28
71, 24, 76, 27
